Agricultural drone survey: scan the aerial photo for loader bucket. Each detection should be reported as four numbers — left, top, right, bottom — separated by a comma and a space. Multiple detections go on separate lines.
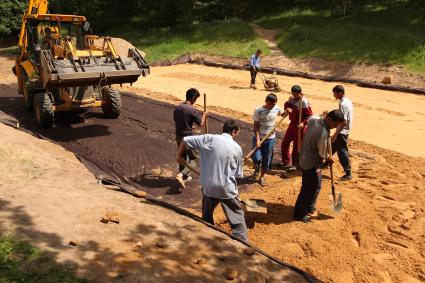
39, 48, 149, 88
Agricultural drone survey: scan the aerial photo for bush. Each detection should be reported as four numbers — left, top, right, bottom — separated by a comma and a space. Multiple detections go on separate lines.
0, 0, 26, 38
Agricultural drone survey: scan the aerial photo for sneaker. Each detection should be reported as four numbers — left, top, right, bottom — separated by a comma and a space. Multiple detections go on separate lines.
253, 169, 260, 178
339, 175, 352, 181
294, 215, 311, 223
175, 174, 186, 188
281, 163, 292, 170
308, 211, 319, 217
259, 177, 265, 186
184, 176, 193, 183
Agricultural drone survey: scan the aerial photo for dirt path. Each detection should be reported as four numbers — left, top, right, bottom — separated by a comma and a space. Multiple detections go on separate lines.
251, 24, 285, 57
0, 122, 309, 282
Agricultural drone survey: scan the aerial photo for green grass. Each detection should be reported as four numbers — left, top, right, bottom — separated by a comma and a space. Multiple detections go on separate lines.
256, 2, 425, 74
0, 46, 18, 57
0, 235, 88, 283
109, 19, 270, 63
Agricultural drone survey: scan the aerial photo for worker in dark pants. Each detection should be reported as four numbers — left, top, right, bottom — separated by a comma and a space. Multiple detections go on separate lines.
331, 85, 353, 181
174, 88, 208, 188
249, 49, 262, 89
252, 93, 284, 186
293, 110, 345, 223
177, 119, 247, 241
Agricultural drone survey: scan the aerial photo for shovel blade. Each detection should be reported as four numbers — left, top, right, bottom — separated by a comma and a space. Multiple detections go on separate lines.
242, 199, 267, 214
329, 192, 343, 213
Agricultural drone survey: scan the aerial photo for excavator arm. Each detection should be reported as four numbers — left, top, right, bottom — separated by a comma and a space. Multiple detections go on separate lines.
18, 0, 48, 50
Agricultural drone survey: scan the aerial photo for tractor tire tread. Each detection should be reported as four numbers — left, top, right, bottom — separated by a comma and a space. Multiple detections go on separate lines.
102, 87, 121, 118
34, 93, 54, 128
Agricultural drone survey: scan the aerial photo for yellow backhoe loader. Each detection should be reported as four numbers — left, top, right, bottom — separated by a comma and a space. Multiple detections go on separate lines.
13, 0, 150, 128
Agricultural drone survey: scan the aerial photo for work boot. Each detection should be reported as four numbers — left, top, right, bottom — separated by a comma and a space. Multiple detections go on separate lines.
253, 163, 261, 178
259, 177, 265, 187
308, 211, 319, 217
339, 174, 352, 181
294, 215, 311, 223
175, 173, 186, 188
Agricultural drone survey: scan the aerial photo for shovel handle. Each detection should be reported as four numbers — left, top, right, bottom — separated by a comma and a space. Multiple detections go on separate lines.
245, 112, 288, 160
327, 136, 336, 202
203, 93, 208, 134
297, 97, 303, 152
179, 158, 200, 176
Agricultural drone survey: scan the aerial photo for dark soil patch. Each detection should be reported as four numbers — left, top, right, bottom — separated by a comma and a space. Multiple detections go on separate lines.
0, 86, 285, 210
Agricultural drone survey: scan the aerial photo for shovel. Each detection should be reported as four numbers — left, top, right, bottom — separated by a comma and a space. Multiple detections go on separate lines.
239, 198, 267, 213
178, 159, 268, 214
328, 137, 343, 213
245, 112, 288, 160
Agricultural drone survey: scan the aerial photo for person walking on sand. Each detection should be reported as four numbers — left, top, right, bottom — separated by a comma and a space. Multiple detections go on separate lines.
176, 119, 248, 241
252, 93, 284, 186
293, 110, 345, 223
281, 85, 313, 170
174, 88, 208, 188
249, 49, 262, 89
331, 85, 353, 181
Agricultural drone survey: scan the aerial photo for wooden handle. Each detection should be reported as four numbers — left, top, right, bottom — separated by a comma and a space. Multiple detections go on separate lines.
179, 159, 200, 176
297, 97, 303, 151
203, 93, 208, 134
327, 136, 336, 201
245, 112, 288, 160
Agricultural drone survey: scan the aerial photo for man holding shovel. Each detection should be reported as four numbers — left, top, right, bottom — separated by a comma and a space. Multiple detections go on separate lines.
176, 119, 248, 241
331, 85, 353, 181
174, 88, 208, 188
293, 110, 345, 223
252, 93, 284, 186
281, 85, 313, 170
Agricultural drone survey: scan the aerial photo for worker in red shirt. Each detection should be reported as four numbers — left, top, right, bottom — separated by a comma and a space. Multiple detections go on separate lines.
281, 85, 313, 170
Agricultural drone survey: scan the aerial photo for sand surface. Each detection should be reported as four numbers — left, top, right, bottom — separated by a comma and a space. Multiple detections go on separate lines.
127, 67, 425, 282
1, 55, 425, 282
133, 64, 425, 158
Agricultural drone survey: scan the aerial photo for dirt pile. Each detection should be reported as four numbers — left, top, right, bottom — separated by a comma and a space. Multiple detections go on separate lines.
127, 83, 425, 282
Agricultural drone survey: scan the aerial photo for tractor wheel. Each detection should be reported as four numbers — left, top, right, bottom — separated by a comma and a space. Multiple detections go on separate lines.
21, 71, 33, 111
33, 93, 54, 128
102, 87, 121, 118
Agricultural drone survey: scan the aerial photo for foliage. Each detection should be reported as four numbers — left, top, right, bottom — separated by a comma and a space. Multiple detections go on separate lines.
0, 0, 26, 38
110, 19, 270, 62
256, 1, 425, 73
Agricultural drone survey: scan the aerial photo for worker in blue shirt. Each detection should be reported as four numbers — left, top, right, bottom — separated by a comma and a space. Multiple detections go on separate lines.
176, 119, 247, 241
249, 49, 262, 89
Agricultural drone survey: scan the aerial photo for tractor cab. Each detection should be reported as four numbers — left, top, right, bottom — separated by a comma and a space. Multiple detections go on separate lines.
14, 1, 149, 128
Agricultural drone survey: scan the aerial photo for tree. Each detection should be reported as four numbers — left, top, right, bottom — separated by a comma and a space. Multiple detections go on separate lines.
0, 0, 26, 38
